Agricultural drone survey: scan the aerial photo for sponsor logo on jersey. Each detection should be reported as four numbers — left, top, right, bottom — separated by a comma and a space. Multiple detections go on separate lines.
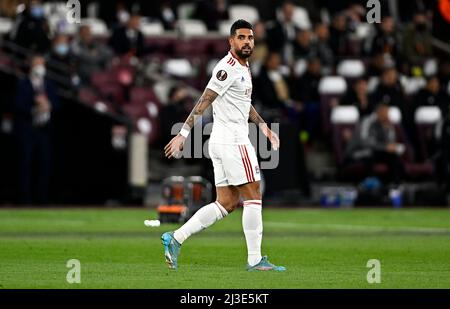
216, 70, 228, 81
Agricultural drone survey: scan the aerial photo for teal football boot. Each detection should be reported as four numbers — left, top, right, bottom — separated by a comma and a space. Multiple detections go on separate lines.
161, 232, 181, 270
247, 256, 286, 271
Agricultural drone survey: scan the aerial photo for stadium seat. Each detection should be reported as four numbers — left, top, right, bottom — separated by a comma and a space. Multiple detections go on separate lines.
319, 76, 347, 95
294, 59, 308, 77
163, 59, 194, 78
80, 18, 108, 37
174, 39, 210, 57
423, 59, 438, 76
177, 19, 208, 37
414, 106, 442, 161
400, 76, 426, 96
0, 17, 12, 35
140, 21, 164, 36
78, 87, 100, 105
91, 71, 116, 88
206, 59, 220, 76
177, 3, 196, 20
98, 83, 125, 105
337, 59, 366, 79
331, 105, 360, 124
229, 5, 260, 24
123, 103, 160, 145
354, 23, 374, 40
130, 87, 160, 106
276, 6, 311, 30
388, 106, 402, 125
330, 106, 362, 178
319, 76, 348, 134
293, 6, 312, 30
218, 20, 234, 37
48, 15, 78, 35
210, 38, 230, 57
153, 80, 177, 105
44, 1, 66, 15
367, 77, 379, 94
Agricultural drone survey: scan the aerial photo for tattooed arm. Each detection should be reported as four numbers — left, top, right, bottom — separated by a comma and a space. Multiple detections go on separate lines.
249, 105, 280, 150
181, 88, 218, 133
164, 88, 218, 159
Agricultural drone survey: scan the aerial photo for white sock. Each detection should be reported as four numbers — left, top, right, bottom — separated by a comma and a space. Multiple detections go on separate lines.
173, 201, 228, 244
242, 200, 263, 266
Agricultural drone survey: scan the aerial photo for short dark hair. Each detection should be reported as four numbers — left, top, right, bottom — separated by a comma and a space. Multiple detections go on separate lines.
230, 19, 253, 36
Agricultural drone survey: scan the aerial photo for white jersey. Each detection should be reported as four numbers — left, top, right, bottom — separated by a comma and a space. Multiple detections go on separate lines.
206, 51, 253, 145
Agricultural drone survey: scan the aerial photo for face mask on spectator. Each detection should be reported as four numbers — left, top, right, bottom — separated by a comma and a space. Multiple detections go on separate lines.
54, 43, 69, 56
32, 65, 46, 78
30, 5, 44, 19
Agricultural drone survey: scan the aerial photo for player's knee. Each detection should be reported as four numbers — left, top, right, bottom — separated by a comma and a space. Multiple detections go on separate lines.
217, 199, 239, 213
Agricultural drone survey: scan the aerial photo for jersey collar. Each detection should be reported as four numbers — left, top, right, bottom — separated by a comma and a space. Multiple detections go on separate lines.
229, 51, 249, 67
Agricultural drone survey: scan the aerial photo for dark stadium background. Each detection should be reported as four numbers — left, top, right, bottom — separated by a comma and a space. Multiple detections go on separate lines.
0, 0, 450, 208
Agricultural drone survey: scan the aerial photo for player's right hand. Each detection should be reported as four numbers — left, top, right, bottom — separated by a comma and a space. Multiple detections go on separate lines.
164, 134, 186, 159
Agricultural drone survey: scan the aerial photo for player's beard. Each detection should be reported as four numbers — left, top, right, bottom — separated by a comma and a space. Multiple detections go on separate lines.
236, 45, 253, 59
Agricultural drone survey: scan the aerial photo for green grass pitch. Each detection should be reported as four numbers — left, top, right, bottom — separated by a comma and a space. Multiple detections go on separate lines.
0, 208, 449, 288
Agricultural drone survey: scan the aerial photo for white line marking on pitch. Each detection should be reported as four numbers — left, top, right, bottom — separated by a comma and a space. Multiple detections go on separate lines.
265, 222, 450, 233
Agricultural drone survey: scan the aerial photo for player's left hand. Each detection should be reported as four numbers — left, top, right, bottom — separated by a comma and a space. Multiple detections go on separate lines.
268, 130, 280, 151
164, 134, 186, 159
262, 126, 280, 151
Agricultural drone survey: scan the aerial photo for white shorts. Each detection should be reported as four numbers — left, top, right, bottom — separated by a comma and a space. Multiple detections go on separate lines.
208, 143, 261, 187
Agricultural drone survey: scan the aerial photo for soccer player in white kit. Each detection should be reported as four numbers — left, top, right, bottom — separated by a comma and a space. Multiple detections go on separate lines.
162, 20, 285, 271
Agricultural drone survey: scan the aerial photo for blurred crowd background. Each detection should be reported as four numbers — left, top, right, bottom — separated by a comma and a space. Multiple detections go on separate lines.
0, 0, 450, 206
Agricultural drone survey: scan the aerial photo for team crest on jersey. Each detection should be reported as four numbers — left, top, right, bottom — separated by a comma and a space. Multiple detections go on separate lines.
216, 70, 227, 81
255, 166, 260, 174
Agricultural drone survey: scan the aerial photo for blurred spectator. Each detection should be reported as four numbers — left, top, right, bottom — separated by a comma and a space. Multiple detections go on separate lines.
71, 25, 113, 85
109, 14, 146, 57
10, 0, 50, 53
290, 57, 322, 139
13, 54, 59, 204
329, 11, 351, 58
413, 76, 449, 115
367, 52, 387, 77
98, 0, 132, 27
249, 21, 268, 66
371, 67, 405, 108
266, 0, 298, 64
46, 34, 78, 91
194, 0, 229, 31
291, 57, 321, 105
346, 103, 405, 185
437, 60, 450, 92
435, 107, 450, 191
402, 12, 433, 67
253, 52, 296, 112
340, 76, 374, 117
370, 16, 399, 58
313, 22, 334, 70
293, 30, 314, 59
159, 0, 177, 30
160, 85, 192, 144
